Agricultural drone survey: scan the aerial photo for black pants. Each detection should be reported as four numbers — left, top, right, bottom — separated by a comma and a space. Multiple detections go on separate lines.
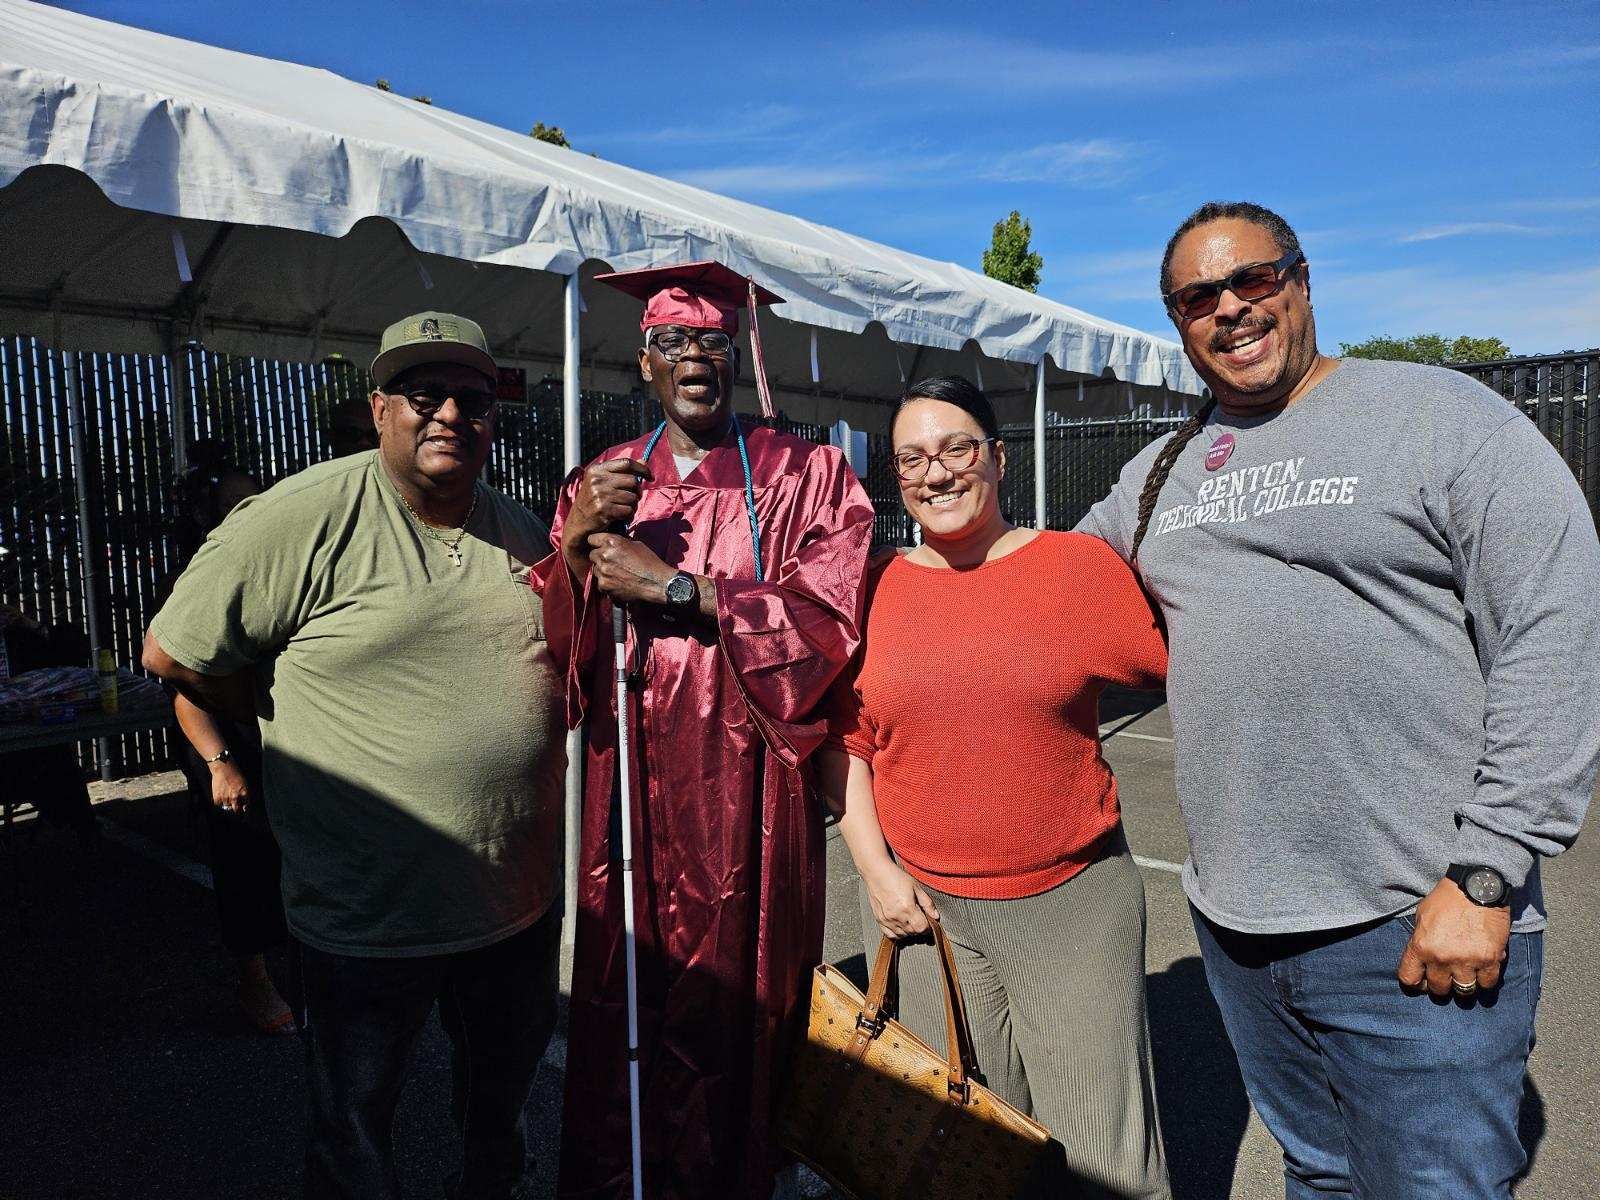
179, 741, 285, 957
298, 905, 562, 1200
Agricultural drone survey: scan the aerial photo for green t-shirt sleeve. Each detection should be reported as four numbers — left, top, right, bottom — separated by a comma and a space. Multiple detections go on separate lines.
148, 500, 309, 675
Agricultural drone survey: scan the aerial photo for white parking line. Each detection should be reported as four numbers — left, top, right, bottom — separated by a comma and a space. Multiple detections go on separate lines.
1098, 721, 1174, 745
1133, 854, 1184, 875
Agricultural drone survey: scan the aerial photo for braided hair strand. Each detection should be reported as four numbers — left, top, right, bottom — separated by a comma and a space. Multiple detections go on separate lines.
1130, 399, 1217, 561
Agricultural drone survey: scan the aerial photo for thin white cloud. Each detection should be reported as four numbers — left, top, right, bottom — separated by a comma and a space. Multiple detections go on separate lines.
858, 31, 1368, 93
1392, 43, 1600, 89
586, 104, 811, 148
1062, 249, 1162, 279
1316, 262, 1600, 356
1497, 196, 1600, 215
981, 139, 1149, 186
667, 163, 898, 195
667, 137, 1148, 198
1397, 221, 1550, 243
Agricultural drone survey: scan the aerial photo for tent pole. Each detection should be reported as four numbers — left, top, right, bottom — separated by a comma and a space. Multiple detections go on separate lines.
168, 340, 190, 476
62, 350, 112, 782
1033, 361, 1047, 530
562, 272, 583, 949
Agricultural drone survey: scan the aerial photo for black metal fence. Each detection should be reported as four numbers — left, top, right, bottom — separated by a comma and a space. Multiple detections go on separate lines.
22, 338, 1593, 779
999, 415, 1186, 531
1450, 351, 1599, 523
1, 338, 935, 776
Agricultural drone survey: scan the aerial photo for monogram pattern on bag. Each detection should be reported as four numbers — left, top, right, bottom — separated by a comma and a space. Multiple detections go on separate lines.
778, 966, 1052, 1199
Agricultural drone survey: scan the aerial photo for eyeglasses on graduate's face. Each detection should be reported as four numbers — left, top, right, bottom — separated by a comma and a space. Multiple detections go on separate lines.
1163, 249, 1304, 321
648, 326, 735, 362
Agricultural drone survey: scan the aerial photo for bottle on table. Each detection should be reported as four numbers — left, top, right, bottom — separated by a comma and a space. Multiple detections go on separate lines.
97, 647, 118, 714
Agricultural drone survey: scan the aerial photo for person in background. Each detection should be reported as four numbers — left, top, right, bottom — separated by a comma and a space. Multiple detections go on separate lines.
144, 313, 565, 1200
0, 603, 98, 846
327, 392, 379, 458
160, 443, 293, 1034
818, 375, 1171, 1199
1079, 200, 1600, 1198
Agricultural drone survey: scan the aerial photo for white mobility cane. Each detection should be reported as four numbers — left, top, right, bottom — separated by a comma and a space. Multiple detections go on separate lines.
613, 602, 645, 1200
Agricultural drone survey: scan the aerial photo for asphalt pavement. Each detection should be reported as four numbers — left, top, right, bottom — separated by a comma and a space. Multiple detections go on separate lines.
2, 699, 1595, 1198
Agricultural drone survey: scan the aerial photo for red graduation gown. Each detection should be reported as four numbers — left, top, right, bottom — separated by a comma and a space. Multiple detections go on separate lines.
539, 424, 874, 1199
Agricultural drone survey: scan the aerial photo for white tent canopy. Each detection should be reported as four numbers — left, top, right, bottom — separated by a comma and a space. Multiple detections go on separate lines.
0, 0, 1204, 427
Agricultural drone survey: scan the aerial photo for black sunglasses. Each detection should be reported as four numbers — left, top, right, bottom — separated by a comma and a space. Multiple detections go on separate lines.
1163, 250, 1305, 320
394, 387, 498, 420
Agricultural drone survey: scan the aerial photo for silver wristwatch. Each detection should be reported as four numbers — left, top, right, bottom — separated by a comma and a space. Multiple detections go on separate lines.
663, 571, 698, 612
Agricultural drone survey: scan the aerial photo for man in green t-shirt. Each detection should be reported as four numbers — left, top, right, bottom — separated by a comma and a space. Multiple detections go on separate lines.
143, 312, 563, 1200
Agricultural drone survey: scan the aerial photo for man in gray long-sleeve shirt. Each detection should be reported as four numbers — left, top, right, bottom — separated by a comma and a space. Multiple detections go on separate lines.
1080, 200, 1599, 1199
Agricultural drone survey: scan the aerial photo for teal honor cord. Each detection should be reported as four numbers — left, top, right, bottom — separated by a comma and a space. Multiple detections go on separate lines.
641, 418, 763, 580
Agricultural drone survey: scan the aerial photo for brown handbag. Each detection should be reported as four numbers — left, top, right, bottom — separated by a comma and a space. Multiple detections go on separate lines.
777, 921, 1056, 1199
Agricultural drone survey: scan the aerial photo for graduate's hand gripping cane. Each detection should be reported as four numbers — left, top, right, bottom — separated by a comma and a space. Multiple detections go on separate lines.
612, 598, 646, 1200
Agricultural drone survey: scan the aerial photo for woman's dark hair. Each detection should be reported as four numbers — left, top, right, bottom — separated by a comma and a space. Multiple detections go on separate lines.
891, 374, 1000, 441
1129, 398, 1217, 560
171, 439, 260, 557
1158, 201, 1304, 298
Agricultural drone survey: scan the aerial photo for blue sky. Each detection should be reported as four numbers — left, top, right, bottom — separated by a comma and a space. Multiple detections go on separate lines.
60, 0, 1600, 354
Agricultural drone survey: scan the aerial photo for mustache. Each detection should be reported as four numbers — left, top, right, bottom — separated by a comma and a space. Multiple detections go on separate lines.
1210, 315, 1275, 351
417, 426, 477, 445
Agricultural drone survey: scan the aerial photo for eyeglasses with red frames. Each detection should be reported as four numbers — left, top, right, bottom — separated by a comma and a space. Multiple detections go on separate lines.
1163, 249, 1305, 321
892, 437, 996, 484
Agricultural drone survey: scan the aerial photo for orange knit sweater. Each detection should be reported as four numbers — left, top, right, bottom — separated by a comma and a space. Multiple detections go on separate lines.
829, 531, 1167, 899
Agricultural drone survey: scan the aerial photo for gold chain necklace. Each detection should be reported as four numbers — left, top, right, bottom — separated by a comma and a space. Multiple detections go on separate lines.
399, 487, 480, 566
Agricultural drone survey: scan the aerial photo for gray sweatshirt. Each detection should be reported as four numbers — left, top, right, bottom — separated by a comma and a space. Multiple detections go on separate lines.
1079, 358, 1600, 933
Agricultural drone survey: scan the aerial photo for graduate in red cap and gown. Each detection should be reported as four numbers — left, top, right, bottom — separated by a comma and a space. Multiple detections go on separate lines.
538, 262, 874, 1199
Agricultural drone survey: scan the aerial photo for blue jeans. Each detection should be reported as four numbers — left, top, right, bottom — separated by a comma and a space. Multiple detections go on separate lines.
1191, 906, 1541, 1199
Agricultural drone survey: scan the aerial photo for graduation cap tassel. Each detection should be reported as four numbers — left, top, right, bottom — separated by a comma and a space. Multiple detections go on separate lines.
746, 277, 777, 420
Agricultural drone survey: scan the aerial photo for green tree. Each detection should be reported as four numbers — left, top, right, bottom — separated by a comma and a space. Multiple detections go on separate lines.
529, 122, 572, 148
373, 78, 430, 104
1339, 333, 1512, 364
982, 210, 1044, 293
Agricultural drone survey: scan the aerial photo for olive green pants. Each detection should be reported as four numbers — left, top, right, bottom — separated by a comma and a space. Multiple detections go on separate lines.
858, 832, 1171, 1200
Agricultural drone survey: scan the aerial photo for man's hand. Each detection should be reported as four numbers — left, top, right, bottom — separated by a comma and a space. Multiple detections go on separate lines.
587, 533, 674, 605
210, 760, 252, 814
1396, 877, 1512, 998
562, 459, 651, 580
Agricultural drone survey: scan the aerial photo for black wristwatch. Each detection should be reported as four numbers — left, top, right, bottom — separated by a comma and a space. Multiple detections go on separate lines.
663, 571, 699, 613
203, 748, 233, 766
1445, 863, 1510, 907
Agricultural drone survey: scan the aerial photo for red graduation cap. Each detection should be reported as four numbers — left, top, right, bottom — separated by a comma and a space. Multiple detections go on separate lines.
595, 260, 785, 418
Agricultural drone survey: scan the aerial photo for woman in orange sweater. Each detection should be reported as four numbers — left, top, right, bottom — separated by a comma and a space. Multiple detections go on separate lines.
820, 375, 1171, 1199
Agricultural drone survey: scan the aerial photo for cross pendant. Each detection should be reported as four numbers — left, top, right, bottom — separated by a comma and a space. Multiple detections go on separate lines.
447, 545, 463, 567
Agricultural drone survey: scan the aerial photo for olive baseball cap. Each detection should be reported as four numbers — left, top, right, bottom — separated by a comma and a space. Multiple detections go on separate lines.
370, 311, 497, 389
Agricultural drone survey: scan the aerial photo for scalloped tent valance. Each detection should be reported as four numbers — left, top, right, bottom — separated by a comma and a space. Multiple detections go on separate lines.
0, 0, 1205, 413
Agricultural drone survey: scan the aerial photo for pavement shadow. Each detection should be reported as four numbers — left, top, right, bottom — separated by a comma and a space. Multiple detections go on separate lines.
1516, 1073, 1546, 1186
1100, 685, 1167, 727
1145, 956, 1251, 1200
0, 762, 567, 1200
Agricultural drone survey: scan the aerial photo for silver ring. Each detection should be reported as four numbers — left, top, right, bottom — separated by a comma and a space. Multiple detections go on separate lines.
1451, 979, 1478, 995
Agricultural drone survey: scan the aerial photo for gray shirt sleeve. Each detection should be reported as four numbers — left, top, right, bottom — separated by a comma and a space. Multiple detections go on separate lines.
1074, 449, 1150, 561
1446, 415, 1600, 885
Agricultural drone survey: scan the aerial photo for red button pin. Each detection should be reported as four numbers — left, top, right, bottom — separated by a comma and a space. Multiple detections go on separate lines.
1205, 432, 1235, 472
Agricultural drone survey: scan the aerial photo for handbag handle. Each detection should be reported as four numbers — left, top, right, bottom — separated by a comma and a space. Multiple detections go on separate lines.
861, 922, 978, 1101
